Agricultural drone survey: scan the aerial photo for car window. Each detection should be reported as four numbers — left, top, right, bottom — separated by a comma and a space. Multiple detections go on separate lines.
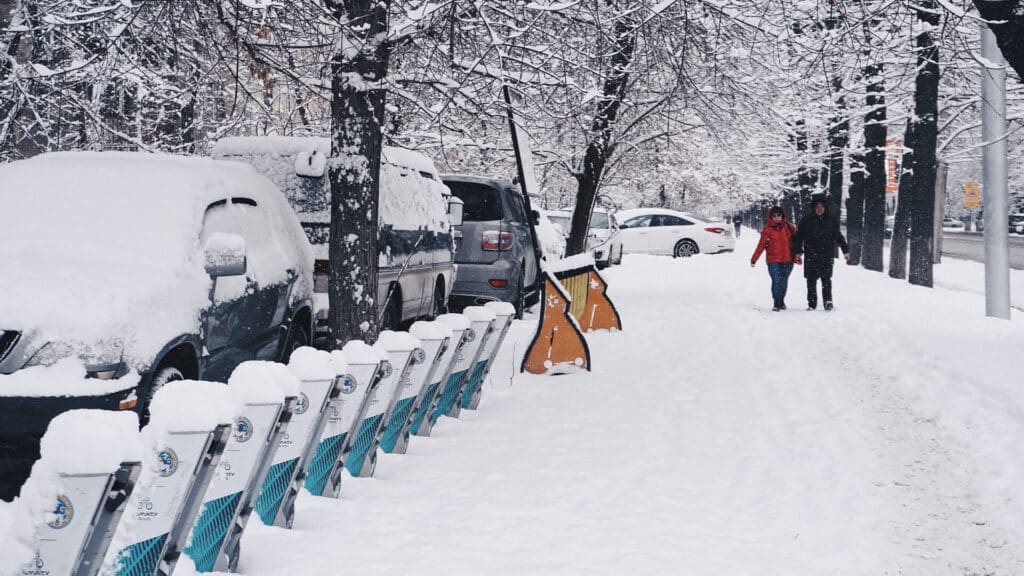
445, 181, 503, 221
621, 215, 653, 229
591, 212, 610, 229
508, 191, 528, 224
652, 215, 692, 227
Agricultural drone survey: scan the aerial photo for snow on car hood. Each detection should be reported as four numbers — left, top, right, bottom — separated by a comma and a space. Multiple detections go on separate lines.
0, 153, 229, 368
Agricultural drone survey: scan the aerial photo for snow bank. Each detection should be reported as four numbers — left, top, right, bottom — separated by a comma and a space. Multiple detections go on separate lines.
287, 347, 336, 381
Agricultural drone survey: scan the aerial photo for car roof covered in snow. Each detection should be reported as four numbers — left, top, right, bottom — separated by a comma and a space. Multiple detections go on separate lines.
212, 136, 440, 177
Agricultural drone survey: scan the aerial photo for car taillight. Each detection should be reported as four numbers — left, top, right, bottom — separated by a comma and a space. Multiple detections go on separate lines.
482, 231, 513, 251
705, 227, 726, 234
488, 279, 509, 288
314, 259, 330, 273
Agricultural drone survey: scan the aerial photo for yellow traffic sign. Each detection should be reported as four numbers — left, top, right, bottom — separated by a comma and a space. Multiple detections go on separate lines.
965, 181, 980, 208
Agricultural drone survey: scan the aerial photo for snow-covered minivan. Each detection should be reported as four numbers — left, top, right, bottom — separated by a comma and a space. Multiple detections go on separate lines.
213, 137, 461, 335
0, 152, 315, 500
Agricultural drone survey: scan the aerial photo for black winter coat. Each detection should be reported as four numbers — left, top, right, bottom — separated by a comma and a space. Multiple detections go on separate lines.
793, 212, 848, 278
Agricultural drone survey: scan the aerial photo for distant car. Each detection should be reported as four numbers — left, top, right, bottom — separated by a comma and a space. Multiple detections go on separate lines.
942, 217, 965, 231
615, 208, 735, 257
1009, 214, 1024, 235
546, 207, 623, 268
0, 151, 315, 501
442, 175, 540, 318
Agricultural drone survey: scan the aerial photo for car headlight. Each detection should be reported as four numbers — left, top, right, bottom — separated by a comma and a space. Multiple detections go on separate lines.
86, 362, 129, 380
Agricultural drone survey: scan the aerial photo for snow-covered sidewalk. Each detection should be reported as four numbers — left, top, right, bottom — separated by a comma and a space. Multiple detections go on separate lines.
222, 237, 1023, 576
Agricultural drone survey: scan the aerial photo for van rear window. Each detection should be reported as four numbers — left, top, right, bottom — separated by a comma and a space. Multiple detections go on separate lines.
446, 182, 502, 221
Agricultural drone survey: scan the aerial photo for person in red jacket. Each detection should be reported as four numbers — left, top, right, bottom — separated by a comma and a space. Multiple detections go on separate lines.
750, 205, 799, 311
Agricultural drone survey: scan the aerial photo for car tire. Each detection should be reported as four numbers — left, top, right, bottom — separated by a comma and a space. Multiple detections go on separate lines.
673, 239, 699, 258
282, 321, 309, 363
513, 265, 526, 320
381, 290, 401, 331
430, 280, 446, 319
141, 365, 184, 425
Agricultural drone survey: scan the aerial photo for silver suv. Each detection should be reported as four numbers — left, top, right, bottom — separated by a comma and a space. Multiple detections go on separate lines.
442, 175, 540, 317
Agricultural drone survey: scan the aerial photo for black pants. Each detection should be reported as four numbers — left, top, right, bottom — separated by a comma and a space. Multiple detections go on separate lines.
806, 272, 832, 307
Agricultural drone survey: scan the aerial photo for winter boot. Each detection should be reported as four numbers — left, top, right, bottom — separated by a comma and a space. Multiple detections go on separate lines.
824, 301, 834, 311
779, 300, 787, 310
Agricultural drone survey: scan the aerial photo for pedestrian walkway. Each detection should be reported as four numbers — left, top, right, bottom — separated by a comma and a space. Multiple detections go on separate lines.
237, 237, 1024, 576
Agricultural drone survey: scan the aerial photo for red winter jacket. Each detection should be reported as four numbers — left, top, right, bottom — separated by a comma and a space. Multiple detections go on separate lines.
750, 207, 797, 265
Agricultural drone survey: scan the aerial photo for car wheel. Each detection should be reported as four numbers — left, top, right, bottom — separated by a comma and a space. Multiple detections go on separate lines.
513, 265, 526, 320
282, 322, 309, 363
381, 292, 401, 331
141, 365, 184, 425
430, 280, 446, 319
673, 239, 699, 258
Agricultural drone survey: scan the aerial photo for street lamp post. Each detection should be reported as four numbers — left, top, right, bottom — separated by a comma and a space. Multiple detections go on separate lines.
980, 22, 1010, 319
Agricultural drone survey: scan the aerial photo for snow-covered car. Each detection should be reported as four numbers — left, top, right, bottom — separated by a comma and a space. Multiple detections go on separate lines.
213, 137, 460, 334
546, 207, 623, 268
615, 208, 735, 258
0, 152, 314, 501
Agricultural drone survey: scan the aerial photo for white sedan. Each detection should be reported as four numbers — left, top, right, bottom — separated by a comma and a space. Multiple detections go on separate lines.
615, 208, 735, 258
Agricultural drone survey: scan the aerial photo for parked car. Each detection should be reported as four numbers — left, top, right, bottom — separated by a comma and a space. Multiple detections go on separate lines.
441, 174, 540, 317
615, 208, 735, 257
546, 208, 623, 268
1009, 213, 1024, 234
942, 217, 965, 231
0, 151, 314, 501
213, 137, 461, 335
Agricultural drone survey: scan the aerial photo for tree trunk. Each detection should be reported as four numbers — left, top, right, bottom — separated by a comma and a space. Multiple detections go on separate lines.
889, 121, 915, 279
846, 154, 865, 265
567, 15, 636, 257
908, 0, 940, 287
826, 88, 848, 255
325, 0, 392, 345
861, 63, 887, 272
974, 0, 1024, 82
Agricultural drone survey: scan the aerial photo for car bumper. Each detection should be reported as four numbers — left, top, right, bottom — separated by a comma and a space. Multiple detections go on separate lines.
450, 260, 520, 308
0, 388, 135, 502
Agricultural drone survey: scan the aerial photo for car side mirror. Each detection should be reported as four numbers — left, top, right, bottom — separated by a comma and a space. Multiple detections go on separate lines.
204, 232, 247, 277
447, 196, 464, 226
294, 149, 326, 178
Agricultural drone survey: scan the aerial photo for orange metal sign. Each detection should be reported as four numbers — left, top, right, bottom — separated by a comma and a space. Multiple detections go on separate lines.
521, 272, 591, 375
885, 139, 903, 193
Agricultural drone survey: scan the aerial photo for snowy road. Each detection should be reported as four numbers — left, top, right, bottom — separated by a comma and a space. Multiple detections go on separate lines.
221, 237, 1024, 576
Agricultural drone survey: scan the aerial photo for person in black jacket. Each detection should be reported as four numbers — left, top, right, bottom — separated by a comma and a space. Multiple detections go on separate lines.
792, 194, 849, 311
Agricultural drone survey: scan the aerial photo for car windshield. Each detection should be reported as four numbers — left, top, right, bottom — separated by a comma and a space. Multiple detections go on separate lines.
591, 212, 610, 229
547, 214, 571, 233
446, 181, 503, 221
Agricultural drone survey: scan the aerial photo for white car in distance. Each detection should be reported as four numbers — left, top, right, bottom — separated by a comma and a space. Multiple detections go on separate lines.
546, 207, 623, 268
615, 208, 735, 258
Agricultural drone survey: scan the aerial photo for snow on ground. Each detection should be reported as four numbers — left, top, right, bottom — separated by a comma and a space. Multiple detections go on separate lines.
196, 233, 1024, 576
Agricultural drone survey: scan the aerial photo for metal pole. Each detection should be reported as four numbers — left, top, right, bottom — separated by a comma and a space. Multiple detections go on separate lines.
980, 23, 1010, 319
